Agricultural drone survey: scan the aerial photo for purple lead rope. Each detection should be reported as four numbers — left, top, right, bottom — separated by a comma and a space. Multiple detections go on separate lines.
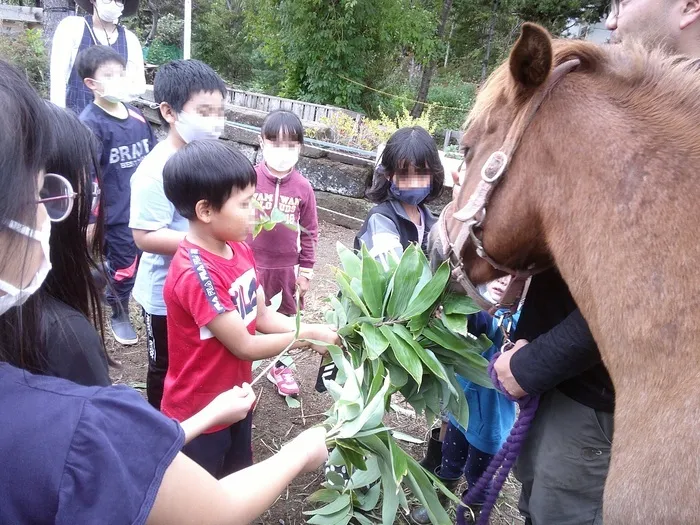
456, 352, 540, 525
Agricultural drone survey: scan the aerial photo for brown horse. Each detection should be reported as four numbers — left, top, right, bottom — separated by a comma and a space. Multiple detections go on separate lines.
432, 22, 700, 525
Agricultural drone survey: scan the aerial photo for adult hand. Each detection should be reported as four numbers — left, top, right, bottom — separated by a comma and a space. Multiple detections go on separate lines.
493, 339, 529, 398
287, 426, 329, 472
206, 383, 256, 427
295, 276, 310, 298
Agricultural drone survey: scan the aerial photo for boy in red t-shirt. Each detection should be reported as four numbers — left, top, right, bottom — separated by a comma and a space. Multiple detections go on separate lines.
161, 140, 339, 478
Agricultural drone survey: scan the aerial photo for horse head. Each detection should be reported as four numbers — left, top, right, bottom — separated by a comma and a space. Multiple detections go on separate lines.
433, 23, 603, 311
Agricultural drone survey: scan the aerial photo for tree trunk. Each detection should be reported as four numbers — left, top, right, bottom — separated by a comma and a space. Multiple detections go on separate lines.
480, 0, 500, 84
145, 2, 160, 46
410, 0, 453, 118
42, 0, 72, 46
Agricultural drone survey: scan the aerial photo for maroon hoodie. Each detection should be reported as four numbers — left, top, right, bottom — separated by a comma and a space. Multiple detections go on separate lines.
248, 163, 318, 314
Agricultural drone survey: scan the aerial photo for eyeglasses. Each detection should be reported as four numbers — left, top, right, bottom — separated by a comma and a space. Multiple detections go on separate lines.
97, 0, 124, 5
37, 173, 77, 222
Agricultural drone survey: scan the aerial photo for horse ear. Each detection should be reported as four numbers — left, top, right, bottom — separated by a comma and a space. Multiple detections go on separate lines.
509, 23, 553, 90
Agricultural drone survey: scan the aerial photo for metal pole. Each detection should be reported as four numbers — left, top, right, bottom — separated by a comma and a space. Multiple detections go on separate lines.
183, 0, 191, 59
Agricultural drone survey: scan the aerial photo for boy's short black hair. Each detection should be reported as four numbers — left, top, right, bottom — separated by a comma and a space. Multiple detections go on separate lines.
163, 140, 257, 220
365, 126, 444, 204
76, 45, 126, 81
260, 110, 304, 145
154, 59, 227, 130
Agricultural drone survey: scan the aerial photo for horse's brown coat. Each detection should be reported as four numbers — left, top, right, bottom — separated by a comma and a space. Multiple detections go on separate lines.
445, 23, 700, 524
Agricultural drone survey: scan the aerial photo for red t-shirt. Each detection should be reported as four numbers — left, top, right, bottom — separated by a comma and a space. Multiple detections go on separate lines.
161, 238, 258, 432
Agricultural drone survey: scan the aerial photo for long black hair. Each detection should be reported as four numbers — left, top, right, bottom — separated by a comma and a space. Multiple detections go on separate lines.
365, 126, 444, 204
0, 63, 113, 374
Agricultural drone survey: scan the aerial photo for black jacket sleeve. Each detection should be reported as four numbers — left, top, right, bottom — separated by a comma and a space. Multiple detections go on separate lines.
509, 308, 601, 396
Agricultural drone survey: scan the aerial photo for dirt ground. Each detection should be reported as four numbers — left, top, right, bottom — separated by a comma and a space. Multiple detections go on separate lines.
107, 221, 524, 525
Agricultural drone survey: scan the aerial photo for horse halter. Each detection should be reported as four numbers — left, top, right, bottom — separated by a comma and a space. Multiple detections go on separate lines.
438, 58, 581, 316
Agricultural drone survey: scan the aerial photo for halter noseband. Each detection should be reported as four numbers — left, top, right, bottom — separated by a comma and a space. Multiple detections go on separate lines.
438, 59, 581, 315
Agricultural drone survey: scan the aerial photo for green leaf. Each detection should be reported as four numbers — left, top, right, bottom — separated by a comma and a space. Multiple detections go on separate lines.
307, 507, 352, 525
304, 494, 350, 516
334, 374, 392, 439
360, 323, 389, 359
263, 220, 276, 231
270, 207, 287, 223
452, 356, 493, 389
352, 513, 375, 525
348, 456, 381, 489
442, 311, 469, 335
392, 324, 449, 384
380, 325, 423, 387
308, 488, 343, 504
367, 360, 386, 400
338, 443, 368, 471
337, 242, 362, 280
388, 437, 408, 483
392, 431, 424, 444
386, 245, 423, 318
334, 269, 370, 316
356, 483, 381, 511
401, 261, 450, 319
404, 457, 452, 525
267, 290, 283, 313
285, 395, 301, 408
384, 359, 409, 389
443, 293, 483, 316
360, 243, 387, 316
252, 222, 264, 238
329, 295, 347, 328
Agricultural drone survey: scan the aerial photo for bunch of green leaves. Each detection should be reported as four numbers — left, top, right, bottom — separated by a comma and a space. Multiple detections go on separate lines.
250, 199, 302, 238
307, 243, 493, 524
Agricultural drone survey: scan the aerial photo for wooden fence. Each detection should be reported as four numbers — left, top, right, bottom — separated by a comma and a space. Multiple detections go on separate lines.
225, 87, 363, 124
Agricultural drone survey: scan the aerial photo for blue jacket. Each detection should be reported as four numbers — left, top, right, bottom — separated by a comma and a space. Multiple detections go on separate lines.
449, 309, 520, 455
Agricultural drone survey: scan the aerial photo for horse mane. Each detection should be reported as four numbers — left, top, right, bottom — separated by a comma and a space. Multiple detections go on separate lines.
466, 38, 700, 139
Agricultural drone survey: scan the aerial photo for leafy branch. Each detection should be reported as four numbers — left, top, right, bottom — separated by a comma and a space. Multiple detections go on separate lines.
306, 243, 493, 525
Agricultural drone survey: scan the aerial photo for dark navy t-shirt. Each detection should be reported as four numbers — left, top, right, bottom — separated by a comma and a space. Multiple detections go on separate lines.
80, 102, 157, 226
0, 363, 184, 524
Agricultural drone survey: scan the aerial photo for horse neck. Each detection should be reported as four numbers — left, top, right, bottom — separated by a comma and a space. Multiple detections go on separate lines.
526, 76, 700, 387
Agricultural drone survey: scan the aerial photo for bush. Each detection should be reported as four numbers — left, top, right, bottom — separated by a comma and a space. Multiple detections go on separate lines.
145, 39, 182, 65
0, 28, 48, 97
314, 104, 436, 153
157, 13, 184, 47
426, 75, 476, 135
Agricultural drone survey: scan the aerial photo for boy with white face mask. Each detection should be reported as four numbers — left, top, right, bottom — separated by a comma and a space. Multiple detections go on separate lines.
130, 59, 227, 410
248, 110, 318, 397
78, 45, 157, 346
50, 0, 145, 115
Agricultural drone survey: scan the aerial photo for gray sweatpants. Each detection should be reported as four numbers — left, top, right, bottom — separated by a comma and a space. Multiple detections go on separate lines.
515, 388, 614, 525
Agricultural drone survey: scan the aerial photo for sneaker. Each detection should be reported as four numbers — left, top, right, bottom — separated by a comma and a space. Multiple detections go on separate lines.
267, 365, 300, 397
110, 313, 138, 345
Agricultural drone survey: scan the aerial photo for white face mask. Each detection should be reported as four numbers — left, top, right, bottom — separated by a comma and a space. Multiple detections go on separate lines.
263, 145, 300, 173
0, 218, 52, 316
175, 111, 225, 143
97, 77, 130, 103
96, 1, 124, 23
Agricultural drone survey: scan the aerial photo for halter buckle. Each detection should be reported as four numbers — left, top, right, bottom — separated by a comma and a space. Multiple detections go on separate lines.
481, 151, 508, 183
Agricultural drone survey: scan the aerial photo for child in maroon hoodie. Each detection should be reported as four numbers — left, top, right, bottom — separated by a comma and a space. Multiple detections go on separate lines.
249, 110, 318, 397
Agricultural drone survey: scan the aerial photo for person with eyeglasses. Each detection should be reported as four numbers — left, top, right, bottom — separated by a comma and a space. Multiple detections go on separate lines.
49, 0, 145, 115
0, 102, 114, 387
0, 57, 329, 525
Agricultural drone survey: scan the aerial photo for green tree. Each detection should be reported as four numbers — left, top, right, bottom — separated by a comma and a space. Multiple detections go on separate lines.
246, 0, 436, 110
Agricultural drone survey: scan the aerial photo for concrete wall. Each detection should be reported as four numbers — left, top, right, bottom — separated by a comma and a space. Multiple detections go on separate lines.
132, 91, 451, 228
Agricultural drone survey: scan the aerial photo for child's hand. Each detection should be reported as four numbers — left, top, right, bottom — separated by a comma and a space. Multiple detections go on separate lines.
286, 426, 329, 472
205, 383, 256, 427
307, 325, 340, 355
295, 276, 310, 298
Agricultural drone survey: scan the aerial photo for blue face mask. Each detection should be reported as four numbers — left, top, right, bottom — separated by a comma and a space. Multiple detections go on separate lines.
389, 182, 431, 205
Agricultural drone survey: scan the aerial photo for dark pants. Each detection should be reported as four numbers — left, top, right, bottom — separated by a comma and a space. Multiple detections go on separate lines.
104, 223, 139, 308
182, 413, 254, 479
143, 310, 168, 410
515, 388, 613, 525
441, 421, 494, 502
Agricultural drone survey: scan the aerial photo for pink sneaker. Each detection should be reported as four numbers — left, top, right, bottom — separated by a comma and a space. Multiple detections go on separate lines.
267, 365, 300, 397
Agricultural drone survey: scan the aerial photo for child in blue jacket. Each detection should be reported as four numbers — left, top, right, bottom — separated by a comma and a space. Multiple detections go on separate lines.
412, 276, 518, 524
